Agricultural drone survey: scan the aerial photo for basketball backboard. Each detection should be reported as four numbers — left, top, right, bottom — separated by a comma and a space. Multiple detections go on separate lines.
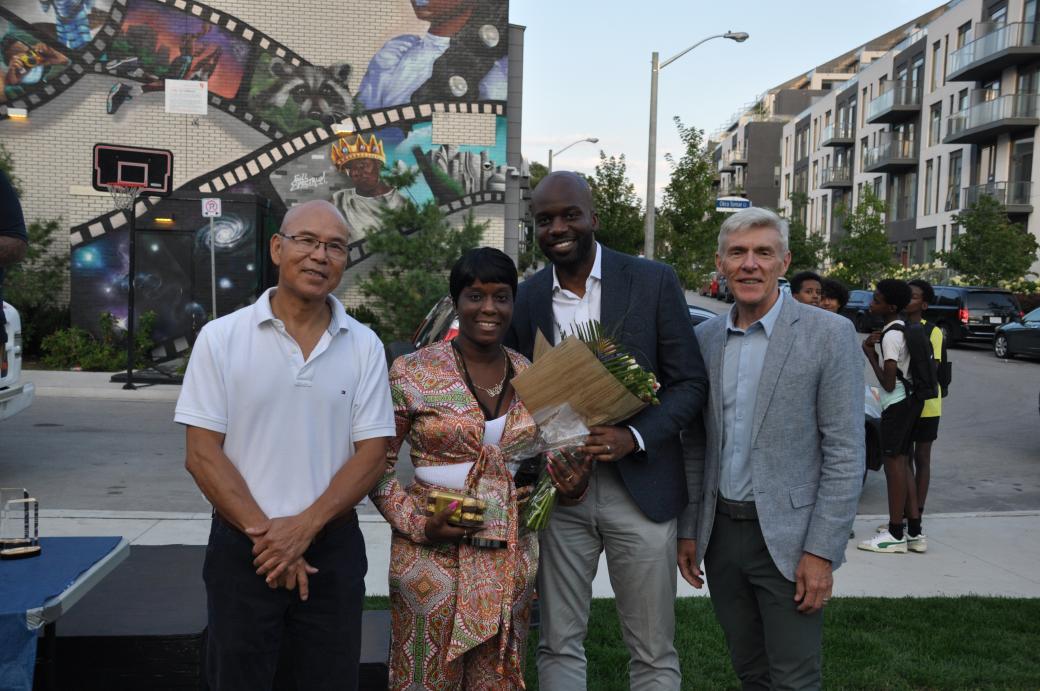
92, 144, 174, 196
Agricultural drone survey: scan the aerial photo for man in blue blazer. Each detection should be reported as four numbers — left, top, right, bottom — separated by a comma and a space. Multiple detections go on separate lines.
507, 171, 707, 690
678, 207, 863, 690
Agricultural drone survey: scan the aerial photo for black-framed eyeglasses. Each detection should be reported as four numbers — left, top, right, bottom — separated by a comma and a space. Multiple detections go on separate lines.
278, 232, 349, 259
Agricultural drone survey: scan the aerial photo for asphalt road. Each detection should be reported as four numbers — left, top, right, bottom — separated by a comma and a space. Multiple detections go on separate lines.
1, 294, 1037, 515
688, 291, 1040, 514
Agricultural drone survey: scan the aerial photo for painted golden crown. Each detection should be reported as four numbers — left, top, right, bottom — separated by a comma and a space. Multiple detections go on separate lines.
330, 134, 386, 167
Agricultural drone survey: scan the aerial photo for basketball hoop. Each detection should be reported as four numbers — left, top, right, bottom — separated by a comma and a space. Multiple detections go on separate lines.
106, 182, 145, 212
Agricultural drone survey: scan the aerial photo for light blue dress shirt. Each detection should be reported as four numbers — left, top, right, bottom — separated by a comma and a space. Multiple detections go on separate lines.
719, 292, 786, 501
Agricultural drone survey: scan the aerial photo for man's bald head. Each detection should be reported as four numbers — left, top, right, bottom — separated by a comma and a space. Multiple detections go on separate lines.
281, 199, 350, 242
533, 171, 594, 212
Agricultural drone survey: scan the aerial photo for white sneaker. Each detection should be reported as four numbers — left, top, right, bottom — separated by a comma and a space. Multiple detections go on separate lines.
908, 533, 927, 553
858, 530, 907, 554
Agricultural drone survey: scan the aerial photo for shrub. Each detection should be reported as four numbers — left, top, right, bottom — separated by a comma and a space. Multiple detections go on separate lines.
41, 310, 158, 371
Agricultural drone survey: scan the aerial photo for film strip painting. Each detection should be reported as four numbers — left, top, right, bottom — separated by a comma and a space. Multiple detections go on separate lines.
0, 0, 331, 141
0, 2, 121, 114
69, 100, 508, 247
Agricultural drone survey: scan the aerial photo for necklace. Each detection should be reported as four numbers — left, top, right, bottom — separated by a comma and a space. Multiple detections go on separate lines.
452, 341, 510, 403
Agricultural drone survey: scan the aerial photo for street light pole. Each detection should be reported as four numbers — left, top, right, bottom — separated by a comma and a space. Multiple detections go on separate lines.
643, 31, 749, 260
548, 137, 599, 173
645, 51, 660, 259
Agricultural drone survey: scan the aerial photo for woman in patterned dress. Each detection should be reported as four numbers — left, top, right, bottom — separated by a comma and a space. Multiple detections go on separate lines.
370, 247, 590, 690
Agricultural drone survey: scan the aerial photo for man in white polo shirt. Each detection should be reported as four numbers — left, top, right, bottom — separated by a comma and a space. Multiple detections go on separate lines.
175, 199, 395, 691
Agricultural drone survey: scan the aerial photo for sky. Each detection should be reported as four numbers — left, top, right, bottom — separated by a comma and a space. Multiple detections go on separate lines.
510, 0, 945, 208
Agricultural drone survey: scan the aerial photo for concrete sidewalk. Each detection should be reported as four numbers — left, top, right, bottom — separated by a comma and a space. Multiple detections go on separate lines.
28, 369, 181, 402
38, 508, 1040, 599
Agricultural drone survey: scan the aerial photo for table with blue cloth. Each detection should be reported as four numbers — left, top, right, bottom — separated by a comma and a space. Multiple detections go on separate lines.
0, 536, 129, 691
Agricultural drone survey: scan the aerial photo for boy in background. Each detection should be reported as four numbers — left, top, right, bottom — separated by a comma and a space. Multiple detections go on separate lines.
858, 279, 923, 554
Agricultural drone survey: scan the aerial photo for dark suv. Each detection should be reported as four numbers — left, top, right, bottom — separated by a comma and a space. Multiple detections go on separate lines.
840, 289, 884, 333
925, 286, 1023, 344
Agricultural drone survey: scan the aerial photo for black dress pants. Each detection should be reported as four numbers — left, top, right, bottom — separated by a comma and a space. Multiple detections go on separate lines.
202, 513, 366, 691
705, 510, 823, 691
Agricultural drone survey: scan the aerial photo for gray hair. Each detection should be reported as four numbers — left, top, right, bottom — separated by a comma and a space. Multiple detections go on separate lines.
717, 207, 789, 254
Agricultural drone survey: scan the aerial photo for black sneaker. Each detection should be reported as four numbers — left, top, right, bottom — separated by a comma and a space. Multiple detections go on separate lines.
107, 83, 132, 115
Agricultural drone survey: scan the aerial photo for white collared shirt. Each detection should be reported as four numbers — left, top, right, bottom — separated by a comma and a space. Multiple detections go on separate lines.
551, 241, 602, 343
174, 288, 396, 518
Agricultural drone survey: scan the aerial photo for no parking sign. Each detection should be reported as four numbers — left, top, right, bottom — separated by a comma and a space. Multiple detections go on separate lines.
202, 197, 222, 218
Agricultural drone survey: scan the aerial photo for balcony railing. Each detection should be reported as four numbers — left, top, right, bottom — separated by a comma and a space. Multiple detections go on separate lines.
820, 123, 855, 146
726, 148, 748, 166
945, 93, 1040, 144
948, 22, 1040, 81
820, 166, 852, 188
863, 137, 917, 173
962, 180, 1033, 212
866, 80, 922, 124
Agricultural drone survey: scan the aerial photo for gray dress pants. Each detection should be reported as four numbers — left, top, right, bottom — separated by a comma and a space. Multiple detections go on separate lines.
536, 463, 681, 691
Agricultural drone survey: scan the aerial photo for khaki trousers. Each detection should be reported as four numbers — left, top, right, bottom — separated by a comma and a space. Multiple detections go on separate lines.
536, 463, 681, 691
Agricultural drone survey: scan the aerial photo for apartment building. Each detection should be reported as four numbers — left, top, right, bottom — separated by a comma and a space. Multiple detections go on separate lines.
776, 0, 1040, 277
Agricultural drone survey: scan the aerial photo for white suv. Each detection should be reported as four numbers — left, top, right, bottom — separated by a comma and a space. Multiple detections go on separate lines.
1, 301, 34, 421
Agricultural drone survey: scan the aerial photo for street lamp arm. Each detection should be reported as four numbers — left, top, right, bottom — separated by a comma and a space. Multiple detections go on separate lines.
555, 137, 600, 157
660, 34, 728, 69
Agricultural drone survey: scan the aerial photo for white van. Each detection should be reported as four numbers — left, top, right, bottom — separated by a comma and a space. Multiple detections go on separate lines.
1, 301, 34, 421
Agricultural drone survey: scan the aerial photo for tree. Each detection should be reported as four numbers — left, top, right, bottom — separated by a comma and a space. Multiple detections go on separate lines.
0, 143, 20, 193
358, 200, 484, 342
589, 152, 643, 255
937, 194, 1039, 284
4, 218, 70, 355
784, 192, 827, 274
529, 161, 548, 192
828, 189, 896, 289
657, 117, 726, 287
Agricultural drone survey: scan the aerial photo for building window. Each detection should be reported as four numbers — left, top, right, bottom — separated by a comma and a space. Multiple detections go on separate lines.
860, 137, 869, 172
923, 236, 937, 262
947, 150, 963, 210
924, 159, 934, 215
934, 156, 943, 215
956, 22, 971, 49
929, 102, 942, 146
931, 40, 943, 91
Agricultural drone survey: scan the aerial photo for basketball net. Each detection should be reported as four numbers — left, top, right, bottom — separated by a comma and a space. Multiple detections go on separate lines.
106, 183, 143, 212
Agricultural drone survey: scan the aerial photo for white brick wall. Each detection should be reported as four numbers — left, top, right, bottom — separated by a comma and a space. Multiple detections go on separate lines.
431, 112, 497, 146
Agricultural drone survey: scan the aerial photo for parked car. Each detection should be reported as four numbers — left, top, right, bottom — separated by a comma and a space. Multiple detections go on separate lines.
388, 299, 720, 365
1, 302, 35, 422
840, 289, 884, 333
717, 275, 734, 303
688, 304, 717, 326
925, 286, 1023, 345
993, 306, 1040, 359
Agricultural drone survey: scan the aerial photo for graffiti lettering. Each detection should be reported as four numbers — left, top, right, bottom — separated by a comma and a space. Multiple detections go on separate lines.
289, 171, 328, 192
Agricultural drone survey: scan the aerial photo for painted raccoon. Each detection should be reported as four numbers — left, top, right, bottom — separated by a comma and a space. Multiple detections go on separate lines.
254, 58, 354, 126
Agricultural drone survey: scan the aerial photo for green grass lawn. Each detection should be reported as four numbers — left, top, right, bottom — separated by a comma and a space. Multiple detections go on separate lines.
366, 596, 1040, 690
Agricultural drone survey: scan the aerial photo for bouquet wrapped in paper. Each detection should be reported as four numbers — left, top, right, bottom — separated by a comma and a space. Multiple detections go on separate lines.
505, 321, 660, 530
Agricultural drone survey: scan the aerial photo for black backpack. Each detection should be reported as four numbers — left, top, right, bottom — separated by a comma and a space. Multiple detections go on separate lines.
885, 322, 940, 401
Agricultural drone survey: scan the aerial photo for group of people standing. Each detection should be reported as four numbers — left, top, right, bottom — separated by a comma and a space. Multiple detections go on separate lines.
177, 171, 872, 690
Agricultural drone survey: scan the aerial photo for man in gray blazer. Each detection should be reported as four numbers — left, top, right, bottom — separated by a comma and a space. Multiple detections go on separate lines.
678, 207, 862, 690
508, 171, 707, 690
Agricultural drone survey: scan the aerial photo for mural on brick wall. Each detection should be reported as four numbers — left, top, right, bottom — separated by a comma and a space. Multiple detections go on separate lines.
0, 17, 71, 104
1, 0, 510, 353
